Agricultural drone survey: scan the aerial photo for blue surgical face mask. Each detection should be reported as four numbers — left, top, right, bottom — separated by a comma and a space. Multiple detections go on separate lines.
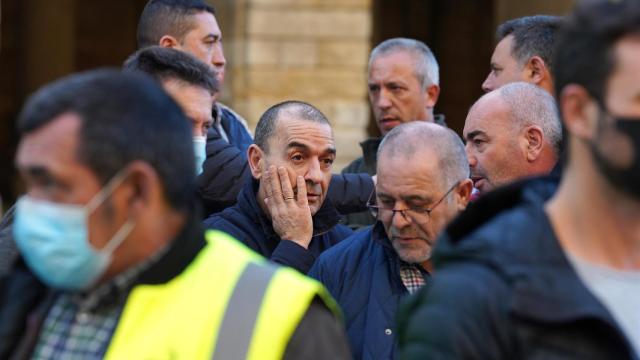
193, 136, 207, 175
13, 170, 135, 291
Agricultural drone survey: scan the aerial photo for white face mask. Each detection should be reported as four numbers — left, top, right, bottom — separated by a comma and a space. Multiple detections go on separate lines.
193, 136, 207, 175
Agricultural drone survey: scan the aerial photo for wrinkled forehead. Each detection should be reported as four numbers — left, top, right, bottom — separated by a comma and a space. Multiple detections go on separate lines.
269, 116, 335, 153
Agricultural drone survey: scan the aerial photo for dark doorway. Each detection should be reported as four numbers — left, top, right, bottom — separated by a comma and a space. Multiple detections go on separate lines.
371, 0, 495, 136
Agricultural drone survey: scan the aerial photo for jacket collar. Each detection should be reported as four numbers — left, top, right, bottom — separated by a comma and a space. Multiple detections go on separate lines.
236, 179, 341, 240
440, 176, 624, 332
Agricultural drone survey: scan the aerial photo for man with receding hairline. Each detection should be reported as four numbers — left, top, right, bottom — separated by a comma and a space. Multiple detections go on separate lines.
464, 82, 561, 194
342, 37, 444, 230
310, 122, 472, 359
204, 101, 353, 274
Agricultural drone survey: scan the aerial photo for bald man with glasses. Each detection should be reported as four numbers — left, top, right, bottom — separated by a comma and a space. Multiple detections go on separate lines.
309, 122, 472, 360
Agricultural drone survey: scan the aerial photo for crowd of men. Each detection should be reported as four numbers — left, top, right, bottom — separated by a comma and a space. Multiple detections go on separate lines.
1, 0, 639, 359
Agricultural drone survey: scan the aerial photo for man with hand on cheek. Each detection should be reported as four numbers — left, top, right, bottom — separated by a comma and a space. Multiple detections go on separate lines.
204, 101, 352, 274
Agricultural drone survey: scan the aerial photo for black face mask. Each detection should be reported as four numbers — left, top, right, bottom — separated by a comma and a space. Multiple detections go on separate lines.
589, 110, 640, 200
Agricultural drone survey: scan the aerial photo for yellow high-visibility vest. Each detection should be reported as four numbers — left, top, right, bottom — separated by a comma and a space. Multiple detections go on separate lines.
104, 230, 339, 360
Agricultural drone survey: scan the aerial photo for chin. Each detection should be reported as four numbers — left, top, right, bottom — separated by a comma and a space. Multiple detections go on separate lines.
394, 245, 431, 264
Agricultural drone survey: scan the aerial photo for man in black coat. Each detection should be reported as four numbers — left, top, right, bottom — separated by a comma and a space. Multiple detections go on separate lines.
398, 1, 640, 358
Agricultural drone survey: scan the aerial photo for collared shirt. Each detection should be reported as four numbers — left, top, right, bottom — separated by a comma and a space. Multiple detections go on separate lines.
399, 261, 426, 294
32, 247, 167, 359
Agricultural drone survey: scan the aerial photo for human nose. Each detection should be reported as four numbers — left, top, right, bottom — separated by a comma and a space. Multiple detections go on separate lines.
376, 89, 392, 110
212, 43, 226, 69
305, 158, 323, 184
482, 74, 494, 92
466, 145, 477, 168
391, 207, 412, 229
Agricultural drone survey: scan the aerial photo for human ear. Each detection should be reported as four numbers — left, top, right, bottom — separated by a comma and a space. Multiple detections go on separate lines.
560, 84, 599, 142
525, 56, 548, 85
248, 144, 265, 180
424, 84, 440, 109
159, 35, 180, 49
524, 125, 545, 162
454, 179, 474, 210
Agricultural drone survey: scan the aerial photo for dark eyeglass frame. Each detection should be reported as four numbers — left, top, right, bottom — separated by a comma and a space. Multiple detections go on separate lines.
366, 181, 461, 224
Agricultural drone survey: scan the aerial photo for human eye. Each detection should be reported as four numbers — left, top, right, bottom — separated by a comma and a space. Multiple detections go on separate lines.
291, 153, 304, 164
368, 84, 380, 93
321, 157, 334, 169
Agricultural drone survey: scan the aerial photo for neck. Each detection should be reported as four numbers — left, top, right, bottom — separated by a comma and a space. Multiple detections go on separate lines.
101, 207, 187, 284
546, 153, 640, 269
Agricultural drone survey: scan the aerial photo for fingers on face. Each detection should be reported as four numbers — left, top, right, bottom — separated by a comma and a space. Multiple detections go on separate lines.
296, 175, 308, 206
278, 167, 295, 201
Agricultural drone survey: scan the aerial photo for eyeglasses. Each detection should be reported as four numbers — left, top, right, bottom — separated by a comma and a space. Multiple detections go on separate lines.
367, 181, 460, 225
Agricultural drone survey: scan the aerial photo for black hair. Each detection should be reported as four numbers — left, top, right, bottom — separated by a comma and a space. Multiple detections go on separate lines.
137, 0, 216, 49
17, 69, 195, 210
254, 100, 331, 153
123, 46, 218, 94
497, 15, 562, 73
553, 0, 640, 104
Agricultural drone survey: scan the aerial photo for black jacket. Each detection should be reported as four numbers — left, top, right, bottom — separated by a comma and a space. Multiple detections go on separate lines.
397, 176, 638, 360
204, 179, 353, 274
0, 205, 350, 359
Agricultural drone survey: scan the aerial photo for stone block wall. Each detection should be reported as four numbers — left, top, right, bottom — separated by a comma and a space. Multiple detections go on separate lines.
216, 0, 373, 170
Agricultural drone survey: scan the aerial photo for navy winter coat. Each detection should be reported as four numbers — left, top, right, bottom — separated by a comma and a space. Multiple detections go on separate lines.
309, 223, 429, 359
203, 179, 353, 274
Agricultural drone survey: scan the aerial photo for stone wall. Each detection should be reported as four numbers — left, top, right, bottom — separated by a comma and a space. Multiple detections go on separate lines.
215, 0, 373, 170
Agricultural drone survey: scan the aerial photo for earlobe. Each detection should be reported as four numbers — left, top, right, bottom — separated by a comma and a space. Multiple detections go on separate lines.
247, 145, 264, 179
159, 35, 179, 49
120, 161, 158, 219
455, 179, 474, 210
425, 84, 440, 109
526, 56, 547, 85
560, 84, 598, 141
525, 126, 544, 162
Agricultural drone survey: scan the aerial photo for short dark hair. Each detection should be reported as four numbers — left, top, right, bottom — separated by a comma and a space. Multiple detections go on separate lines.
497, 15, 562, 73
254, 101, 331, 153
554, 0, 640, 104
123, 46, 218, 94
137, 0, 216, 49
17, 69, 195, 210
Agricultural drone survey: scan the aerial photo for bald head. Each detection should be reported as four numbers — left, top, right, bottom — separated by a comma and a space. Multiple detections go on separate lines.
464, 82, 560, 193
378, 122, 469, 186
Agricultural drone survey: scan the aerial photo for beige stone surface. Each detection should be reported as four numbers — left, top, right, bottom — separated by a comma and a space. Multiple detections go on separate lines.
222, 0, 373, 167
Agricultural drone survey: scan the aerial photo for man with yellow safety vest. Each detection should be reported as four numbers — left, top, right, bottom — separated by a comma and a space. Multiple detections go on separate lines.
0, 70, 350, 359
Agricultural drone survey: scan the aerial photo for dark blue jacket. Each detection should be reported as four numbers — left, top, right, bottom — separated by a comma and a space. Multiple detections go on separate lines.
397, 176, 637, 360
203, 179, 353, 274
309, 222, 429, 360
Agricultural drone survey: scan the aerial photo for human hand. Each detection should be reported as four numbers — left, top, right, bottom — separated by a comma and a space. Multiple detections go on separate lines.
264, 166, 313, 248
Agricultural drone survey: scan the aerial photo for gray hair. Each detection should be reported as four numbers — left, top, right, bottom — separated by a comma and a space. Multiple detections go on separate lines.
497, 82, 562, 155
369, 38, 440, 88
378, 122, 469, 188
